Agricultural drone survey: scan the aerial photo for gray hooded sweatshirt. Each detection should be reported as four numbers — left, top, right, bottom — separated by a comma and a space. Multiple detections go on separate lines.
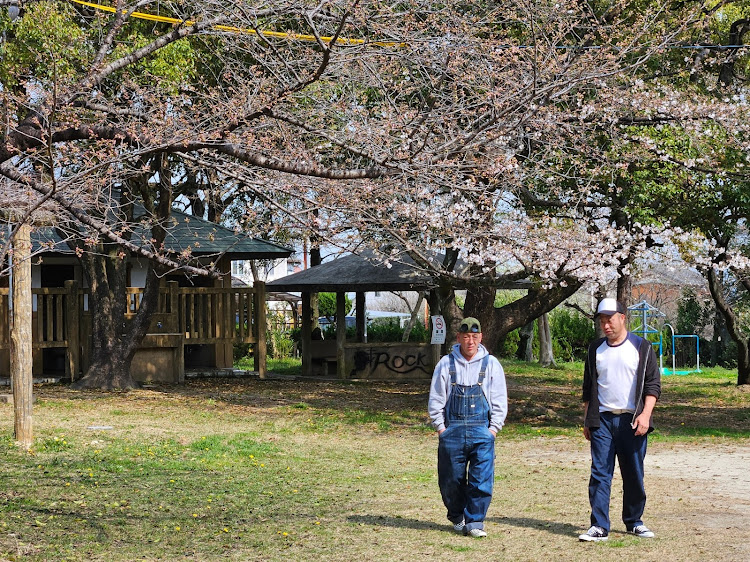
428, 343, 508, 434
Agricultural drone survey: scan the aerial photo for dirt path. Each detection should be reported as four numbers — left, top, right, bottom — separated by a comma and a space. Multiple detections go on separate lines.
521, 438, 750, 505
517, 438, 750, 560
649, 443, 750, 560
649, 443, 750, 505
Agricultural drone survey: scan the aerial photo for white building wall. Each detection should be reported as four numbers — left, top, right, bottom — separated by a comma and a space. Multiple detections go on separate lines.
231, 258, 289, 286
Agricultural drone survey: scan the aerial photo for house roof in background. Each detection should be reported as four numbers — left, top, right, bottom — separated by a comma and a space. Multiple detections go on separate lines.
633, 265, 705, 287
32, 208, 292, 260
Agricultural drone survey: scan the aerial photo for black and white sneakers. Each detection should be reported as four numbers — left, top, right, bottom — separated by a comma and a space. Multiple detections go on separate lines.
579, 524, 655, 541
578, 526, 609, 542
628, 524, 655, 538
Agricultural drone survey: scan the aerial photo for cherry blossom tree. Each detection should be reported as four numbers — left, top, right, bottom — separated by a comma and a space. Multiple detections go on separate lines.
2, 0, 746, 386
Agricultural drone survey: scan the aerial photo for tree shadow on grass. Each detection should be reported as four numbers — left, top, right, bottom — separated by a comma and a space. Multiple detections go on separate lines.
347, 514, 444, 531
487, 516, 581, 537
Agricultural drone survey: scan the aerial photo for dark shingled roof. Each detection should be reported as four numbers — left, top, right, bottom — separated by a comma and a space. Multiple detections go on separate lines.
267, 252, 435, 292
32, 208, 292, 260
267, 251, 532, 293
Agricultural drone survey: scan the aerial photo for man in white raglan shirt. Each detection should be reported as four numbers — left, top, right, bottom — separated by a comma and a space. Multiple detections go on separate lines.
428, 317, 508, 538
579, 298, 661, 542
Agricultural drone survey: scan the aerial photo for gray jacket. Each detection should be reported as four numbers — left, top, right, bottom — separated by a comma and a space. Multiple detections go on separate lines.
428, 343, 508, 433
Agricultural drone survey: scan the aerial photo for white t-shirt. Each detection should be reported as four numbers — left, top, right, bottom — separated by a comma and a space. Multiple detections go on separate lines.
596, 336, 639, 413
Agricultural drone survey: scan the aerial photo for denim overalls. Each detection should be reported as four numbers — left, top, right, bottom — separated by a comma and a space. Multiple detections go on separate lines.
437, 354, 495, 532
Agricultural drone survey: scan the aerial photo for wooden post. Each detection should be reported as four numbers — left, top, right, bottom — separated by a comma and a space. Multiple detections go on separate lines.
301, 292, 312, 376
64, 280, 80, 381
355, 291, 366, 343
11, 223, 33, 449
253, 281, 267, 378
167, 281, 184, 382
336, 292, 346, 378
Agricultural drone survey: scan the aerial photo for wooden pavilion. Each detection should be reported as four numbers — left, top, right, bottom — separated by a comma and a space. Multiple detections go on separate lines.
267, 252, 444, 380
0, 209, 292, 383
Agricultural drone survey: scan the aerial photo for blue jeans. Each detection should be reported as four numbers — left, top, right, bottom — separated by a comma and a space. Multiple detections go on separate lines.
588, 411, 648, 531
438, 423, 495, 531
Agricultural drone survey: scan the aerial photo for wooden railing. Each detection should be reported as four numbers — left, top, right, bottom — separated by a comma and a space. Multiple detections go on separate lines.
1, 281, 267, 378
0, 287, 76, 350
122, 284, 260, 344
178, 287, 257, 344
34, 288, 70, 348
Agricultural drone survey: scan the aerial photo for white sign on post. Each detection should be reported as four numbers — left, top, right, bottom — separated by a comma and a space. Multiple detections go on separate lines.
430, 315, 447, 345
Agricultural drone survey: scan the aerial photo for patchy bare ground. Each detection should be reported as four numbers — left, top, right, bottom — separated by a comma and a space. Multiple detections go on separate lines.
651, 443, 750, 504
10, 370, 750, 560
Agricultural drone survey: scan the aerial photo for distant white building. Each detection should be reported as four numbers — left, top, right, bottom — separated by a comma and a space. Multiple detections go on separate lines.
353, 290, 428, 328
231, 257, 298, 285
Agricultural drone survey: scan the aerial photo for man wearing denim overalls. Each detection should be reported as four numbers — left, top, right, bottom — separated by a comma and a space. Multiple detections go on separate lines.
428, 317, 508, 538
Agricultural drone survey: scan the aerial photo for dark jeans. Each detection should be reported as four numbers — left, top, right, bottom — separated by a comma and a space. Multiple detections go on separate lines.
438, 423, 495, 531
588, 411, 648, 532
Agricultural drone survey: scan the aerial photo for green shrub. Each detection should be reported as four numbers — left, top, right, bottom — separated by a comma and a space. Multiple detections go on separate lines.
322, 324, 356, 340
318, 292, 353, 323
549, 308, 595, 362
320, 318, 429, 343
233, 342, 251, 361
404, 321, 429, 342
496, 328, 520, 358
365, 319, 403, 342
368, 319, 428, 342
267, 328, 295, 359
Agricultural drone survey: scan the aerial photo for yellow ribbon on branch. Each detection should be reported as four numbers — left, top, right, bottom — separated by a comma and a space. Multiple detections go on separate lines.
68, 0, 405, 48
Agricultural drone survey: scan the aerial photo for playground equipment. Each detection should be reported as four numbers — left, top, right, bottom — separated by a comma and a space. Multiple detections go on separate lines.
663, 323, 701, 375
628, 301, 665, 372
627, 300, 701, 375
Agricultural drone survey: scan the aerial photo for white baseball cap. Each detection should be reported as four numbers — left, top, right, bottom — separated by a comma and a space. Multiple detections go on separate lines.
596, 298, 626, 316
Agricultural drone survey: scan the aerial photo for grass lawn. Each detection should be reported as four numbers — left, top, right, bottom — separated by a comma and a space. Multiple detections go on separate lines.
1, 360, 749, 561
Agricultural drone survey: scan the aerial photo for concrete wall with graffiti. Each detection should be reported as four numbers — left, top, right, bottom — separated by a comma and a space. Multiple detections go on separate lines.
345, 342, 436, 380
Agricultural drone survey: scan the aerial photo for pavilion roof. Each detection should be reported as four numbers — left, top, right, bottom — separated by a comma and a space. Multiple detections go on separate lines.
267, 251, 530, 293
31, 208, 292, 260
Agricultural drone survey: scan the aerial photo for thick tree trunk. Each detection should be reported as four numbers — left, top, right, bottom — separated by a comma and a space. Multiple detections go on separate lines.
706, 266, 750, 385
69, 160, 173, 390
80, 350, 139, 390
616, 272, 632, 306
538, 313, 556, 367
463, 283, 498, 349
72, 249, 134, 389
738, 342, 750, 386
436, 281, 464, 355
463, 280, 582, 355
516, 321, 534, 362
72, 252, 162, 390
